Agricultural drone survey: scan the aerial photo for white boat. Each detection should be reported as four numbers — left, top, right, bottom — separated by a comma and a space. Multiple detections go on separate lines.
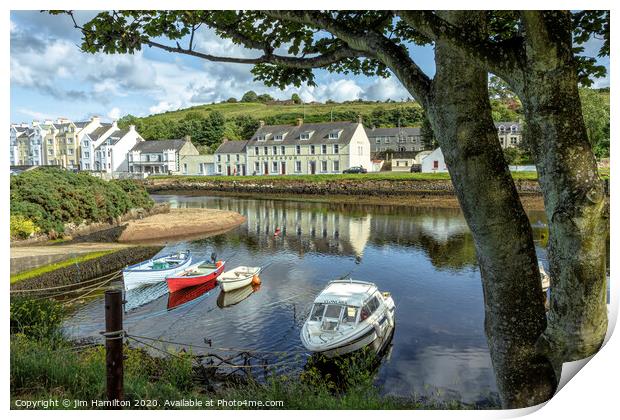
122, 251, 192, 291
217, 266, 262, 292
300, 279, 395, 358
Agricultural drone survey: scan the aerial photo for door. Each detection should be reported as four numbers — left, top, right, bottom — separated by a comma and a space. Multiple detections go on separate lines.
227, 166, 231, 176
242, 164, 246, 176
281, 162, 286, 175
309, 161, 316, 174
264, 162, 269, 175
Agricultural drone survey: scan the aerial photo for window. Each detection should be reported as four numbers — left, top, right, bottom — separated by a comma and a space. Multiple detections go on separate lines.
361, 297, 380, 321
273, 145, 278, 155
296, 145, 301, 155
375, 138, 380, 144
226, 154, 230, 162
333, 144, 339, 154
300, 132, 310, 140
385, 137, 391, 143
310, 304, 326, 321
433, 160, 439, 169
295, 160, 302, 173
264, 146, 269, 155
236, 154, 240, 161
281, 145, 286, 155
358, 146, 363, 155
255, 146, 259, 155
183, 163, 188, 174
321, 161, 327, 172
70, 160, 75, 165
328, 131, 339, 139
217, 155, 221, 162
510, 136, 518, 145
272, 161, 278, 173
217, 164, 222, 173
254, 162, 260, 173
257, 134, 266, 141
68, 148, 74, 154
310, 145, 315, 154
499, 125, 506, 132
85, 152, 90, 158
333, 160, 340, 172
274, 133, 285, 141
84, 140, 89, 146
321, 144, 327, 154
341, 306, 358, 325
511, 125, 518, 132
199, 163, 205, 174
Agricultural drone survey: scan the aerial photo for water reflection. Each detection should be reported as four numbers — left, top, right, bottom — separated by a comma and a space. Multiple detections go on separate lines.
66, 194, 555, 405
168, 280, 219, 310
217, 284, 260, 308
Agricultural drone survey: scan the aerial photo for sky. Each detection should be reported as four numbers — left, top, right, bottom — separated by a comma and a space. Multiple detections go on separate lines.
10, 10, 609, 124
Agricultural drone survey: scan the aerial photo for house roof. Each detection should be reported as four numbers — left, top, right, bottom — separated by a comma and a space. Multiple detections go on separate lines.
249, 121, 360, 146
131, 139, 188, 153
364, 127, 421, 137
88, 125, 112, 141
101, 129, 130, 146
495, 121, 522, 132
214, 140, 249, 154
74, 121, 90, 129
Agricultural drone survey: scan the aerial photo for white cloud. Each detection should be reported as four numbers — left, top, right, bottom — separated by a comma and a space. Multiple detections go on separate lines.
16, 108, 55, 122
363, 77, 412, 101
107, 107, 122, 120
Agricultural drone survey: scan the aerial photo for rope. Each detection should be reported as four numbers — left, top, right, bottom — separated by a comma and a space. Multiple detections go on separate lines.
99, 329, 126, 341
126, 333, 309, 355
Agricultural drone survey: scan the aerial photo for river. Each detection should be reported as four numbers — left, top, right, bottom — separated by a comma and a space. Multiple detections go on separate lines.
65, 193, 556, 406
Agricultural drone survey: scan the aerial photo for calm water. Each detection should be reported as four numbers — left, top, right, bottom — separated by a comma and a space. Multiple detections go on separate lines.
65, 194, 553, 405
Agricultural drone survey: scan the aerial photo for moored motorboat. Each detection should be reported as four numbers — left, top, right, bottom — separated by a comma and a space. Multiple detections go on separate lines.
217, 266, 262, 292
123, 251, 192, 291
539, 264, 551, 291
166, 260, 225, 293
300, 279, 395, 358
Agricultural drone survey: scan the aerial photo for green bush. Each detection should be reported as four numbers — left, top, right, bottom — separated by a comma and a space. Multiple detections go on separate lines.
10, 298, 67, 340
10, 167, 154, 235
10, 215, 40, 239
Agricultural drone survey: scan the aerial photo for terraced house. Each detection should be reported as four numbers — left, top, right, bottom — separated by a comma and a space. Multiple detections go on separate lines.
244, 118, 372, 176
366, 127, 425, 153
128, 137, 200, 175
94, 125, 143, 173
214, 139, 249, 176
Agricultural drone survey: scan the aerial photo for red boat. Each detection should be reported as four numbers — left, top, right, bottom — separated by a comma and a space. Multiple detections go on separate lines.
166, 260, 225, 293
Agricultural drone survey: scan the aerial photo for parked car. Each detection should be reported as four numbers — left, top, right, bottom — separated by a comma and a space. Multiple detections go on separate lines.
343, 166, 368, 174
410, 164, 421, 173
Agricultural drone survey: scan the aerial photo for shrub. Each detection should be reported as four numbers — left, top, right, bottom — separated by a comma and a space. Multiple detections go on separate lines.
10, 298, 67, 340
10, 168, 153, 235
10, 215, 40, 239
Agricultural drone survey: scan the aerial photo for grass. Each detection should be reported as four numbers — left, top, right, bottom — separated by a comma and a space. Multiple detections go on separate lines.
142, 101, 423, 122
10, 250, 118, 284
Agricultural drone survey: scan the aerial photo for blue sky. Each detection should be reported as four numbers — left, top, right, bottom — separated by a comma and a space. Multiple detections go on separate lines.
10, 10, 608, 124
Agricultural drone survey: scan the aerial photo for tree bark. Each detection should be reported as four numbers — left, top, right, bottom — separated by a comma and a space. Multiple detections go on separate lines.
414, 11, 557, 408
514, 11, 609, 361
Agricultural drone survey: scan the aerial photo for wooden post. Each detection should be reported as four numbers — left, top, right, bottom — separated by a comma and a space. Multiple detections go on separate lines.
105, 290, 124, 405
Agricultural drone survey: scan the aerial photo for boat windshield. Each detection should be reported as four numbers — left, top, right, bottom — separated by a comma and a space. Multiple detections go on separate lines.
309, 303, 359, 330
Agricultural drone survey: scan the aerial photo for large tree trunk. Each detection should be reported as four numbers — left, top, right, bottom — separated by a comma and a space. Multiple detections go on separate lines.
426, 74, 557, 407
409, 11, 558, 408
516, 11, 609, 361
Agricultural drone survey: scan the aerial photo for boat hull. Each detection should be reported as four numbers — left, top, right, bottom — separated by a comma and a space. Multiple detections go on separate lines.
166, 262, 225, 293
123, 252, 192, 291
217, 266, 261, 292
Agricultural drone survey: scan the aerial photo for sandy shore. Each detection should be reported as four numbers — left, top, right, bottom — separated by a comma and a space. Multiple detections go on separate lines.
117, 208, 246, 244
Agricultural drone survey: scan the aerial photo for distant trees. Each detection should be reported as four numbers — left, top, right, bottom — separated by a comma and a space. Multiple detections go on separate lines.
241, 90, 258, 102
291, 93, 302, 104
420, 112, 436, 150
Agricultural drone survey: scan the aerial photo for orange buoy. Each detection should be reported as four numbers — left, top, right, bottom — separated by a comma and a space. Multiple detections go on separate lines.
216, 260, 223, 268
252, 274, 261, 286
274, 228, 281, 237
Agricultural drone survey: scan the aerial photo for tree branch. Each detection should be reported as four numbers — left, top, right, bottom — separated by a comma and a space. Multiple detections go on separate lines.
397, 11, 522, 83
264, 10, 433, 105
145, 39, 363, 68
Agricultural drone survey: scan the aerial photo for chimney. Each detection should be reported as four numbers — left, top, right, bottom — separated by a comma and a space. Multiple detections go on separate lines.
184, 135, 191, 142
357, 114, 363, 124
91, 116, 100, 124
129, 124, 136, 132
296, 117, 303, 127
222, 137, 229, 143
259, 120, 265, 128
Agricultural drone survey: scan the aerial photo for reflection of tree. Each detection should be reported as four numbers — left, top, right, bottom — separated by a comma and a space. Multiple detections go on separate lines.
418, 233, 477, 271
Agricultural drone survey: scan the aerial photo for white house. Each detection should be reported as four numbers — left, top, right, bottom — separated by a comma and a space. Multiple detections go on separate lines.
94, 125, 143, 173
74, 116, 106, 170
128, 138, 200, 175
10, 124, 30, 166
245, 118, 372, 176
421, 148, 449, 173
214, 139, 249, 176
83, 122, 117, 170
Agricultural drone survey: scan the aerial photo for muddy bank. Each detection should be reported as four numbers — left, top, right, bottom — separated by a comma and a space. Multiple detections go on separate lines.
145, 177, 543, 196
117, 208, 246, 244
10, 246, 162, 293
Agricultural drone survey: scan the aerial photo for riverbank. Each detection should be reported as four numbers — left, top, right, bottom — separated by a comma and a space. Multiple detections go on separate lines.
144, 175, 548, 211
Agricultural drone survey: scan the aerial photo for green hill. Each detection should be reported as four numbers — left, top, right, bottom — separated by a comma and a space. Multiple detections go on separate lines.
117, 88, 608, 157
